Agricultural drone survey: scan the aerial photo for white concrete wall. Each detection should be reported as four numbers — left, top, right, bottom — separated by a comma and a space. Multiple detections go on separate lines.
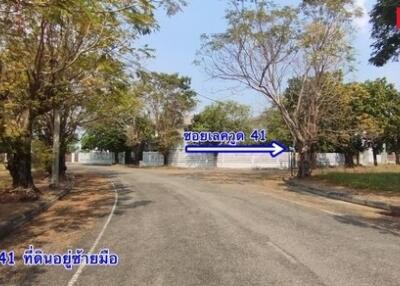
359, 149, 394, 166
78, 151, 113, 165
75, 149, 393, 169
112, 152, 126, 165
140, 152, 164, 167
168, 149, 216, 168
217, 153, 290, 169
316, 153, 345, 167
216, 153, 345, 169
164, 151, 346, 169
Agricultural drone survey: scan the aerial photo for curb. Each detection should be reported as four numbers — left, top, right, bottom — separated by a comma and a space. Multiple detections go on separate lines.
0, 175, 75, 240
285, 179, 400, 215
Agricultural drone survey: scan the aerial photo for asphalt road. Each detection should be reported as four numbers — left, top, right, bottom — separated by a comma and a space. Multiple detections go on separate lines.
32, 165, 400, 286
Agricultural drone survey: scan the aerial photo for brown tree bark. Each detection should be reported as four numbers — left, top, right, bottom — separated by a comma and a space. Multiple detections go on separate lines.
344, 152, 355, 168
114, 152, 119, 164
6, 109, 37, 190
47, 150, 67, 178
7, 149, 34, 189
124, 151, 132, 165
59, 151, 67, 178
163, 150, 169, 166
372, 148, 378, 166
297, 144, 313, 178
132, 143, 145, 165
395, 152, 400, 165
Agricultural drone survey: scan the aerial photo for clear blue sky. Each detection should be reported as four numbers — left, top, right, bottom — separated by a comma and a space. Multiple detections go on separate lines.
139, 0, 399, 115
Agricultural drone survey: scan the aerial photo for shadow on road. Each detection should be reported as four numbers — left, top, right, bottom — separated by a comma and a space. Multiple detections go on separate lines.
333, 214, 400, 237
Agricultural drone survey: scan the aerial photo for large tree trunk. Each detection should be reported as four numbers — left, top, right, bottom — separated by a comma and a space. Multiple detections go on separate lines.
132, 144, 143, 165
297, 144, 313, 178
395, 152, 400, 165
309, 145, 317, 170
51, 108, 61, 188
372, 148, 378, 166
344, 152, 355, 168
125, 151, 133, 165
132, 147, 139, 165
114, 152, 119, 164
163, 150, 169, 166
7, 149, 34, 189
6, 109, 36, 190
47, 150, 67, 178
59, 151, 67, 178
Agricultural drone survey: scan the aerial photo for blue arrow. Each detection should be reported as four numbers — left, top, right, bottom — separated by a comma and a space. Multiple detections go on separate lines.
185, 141, 287, 158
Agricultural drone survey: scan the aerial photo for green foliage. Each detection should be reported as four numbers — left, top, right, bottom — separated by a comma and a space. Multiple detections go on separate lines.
360, 79, 400, 157
370, 0, 400, 66
0, 0, 185, 187
315, 171, 400, 193
191, 101, 251, 133
281, 72, 347, 151
356, 78, 399, 147
385, 93, 400, 155
126, 116, 156, 147
135, 71, 197, 153
81, 124, 129, 153
31, 140, 52, 172
318, 82, 368, 154
255, 108, 292, 146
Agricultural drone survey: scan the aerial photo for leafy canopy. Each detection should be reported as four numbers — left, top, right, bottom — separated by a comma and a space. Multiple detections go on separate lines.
135, 71, 197, 152
370, 0, 400, 66
190, 101, 251, 133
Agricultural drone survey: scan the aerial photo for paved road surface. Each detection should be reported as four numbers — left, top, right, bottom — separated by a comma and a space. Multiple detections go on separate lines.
32, 165, 400, 286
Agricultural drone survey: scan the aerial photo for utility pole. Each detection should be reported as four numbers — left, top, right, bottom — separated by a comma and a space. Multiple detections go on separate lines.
51, 108, 61, 188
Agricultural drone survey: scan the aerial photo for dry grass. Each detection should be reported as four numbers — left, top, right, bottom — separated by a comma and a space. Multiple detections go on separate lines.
0, 165, 49, 200
313, 165, 400, 194
0, 166, 48, 202
314, 164, 400, 175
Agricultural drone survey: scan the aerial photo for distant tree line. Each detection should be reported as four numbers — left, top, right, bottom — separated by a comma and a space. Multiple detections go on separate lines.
187, 74, 400, 168
195, 0, 400, 177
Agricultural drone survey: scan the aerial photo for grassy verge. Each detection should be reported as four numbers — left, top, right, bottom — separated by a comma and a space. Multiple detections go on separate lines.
314, 166, 400, 193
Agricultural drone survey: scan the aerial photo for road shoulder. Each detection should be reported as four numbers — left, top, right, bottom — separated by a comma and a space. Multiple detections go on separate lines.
0, 169, 115, 286
286, 178, 400, 215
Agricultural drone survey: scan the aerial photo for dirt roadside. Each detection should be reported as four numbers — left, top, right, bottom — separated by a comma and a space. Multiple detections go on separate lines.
0, 170, 115, 285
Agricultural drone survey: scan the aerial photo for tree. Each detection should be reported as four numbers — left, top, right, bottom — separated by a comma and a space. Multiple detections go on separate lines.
191, 101, 251, 134
81, 123, 129, 163
35, 107, 80, 176
384, 93, 400, 164
322, 83, 369, 167
35, 56, 139, 174
255, 108, 292, 147
126, 116, 156, 164
356, 78, 399, 166
135, 71, 197, 163
197, 0, 357, 177
370, 0, 400, 66
0, 0, 184, 189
